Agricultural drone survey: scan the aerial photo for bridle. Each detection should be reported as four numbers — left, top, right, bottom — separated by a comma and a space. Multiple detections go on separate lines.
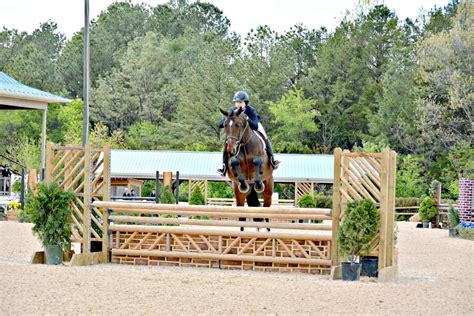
226, 115, 251, 157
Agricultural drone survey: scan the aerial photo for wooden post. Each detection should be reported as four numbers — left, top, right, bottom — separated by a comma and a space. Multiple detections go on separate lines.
155, 171, 159, 203
435, 181, 442, 228
175, 171, 180, 204
101, 146, 111, 262
331, 148, 342, 267
163, 171, 172, 187
28, 169, 38, 193
385, 150, 396, 268
44, 142, 54, 184
378, 149, 390, 270
83, 144, 92, 256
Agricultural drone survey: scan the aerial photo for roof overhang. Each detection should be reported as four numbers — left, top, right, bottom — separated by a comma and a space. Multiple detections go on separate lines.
0, 92, 70, 110
110, 173, 333, 183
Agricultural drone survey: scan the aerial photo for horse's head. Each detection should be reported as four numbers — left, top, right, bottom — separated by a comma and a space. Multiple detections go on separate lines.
220, 107, 248, 156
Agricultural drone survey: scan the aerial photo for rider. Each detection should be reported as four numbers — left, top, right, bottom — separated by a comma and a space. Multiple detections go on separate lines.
217, 91, 280, 176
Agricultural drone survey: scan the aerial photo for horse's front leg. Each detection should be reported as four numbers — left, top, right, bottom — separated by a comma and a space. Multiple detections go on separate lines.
253, 156, 265, 193
231, 157, 249, 193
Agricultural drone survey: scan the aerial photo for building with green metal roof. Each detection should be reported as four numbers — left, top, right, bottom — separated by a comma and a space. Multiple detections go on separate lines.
111, 150, 334, 183
0, 71, 71, 178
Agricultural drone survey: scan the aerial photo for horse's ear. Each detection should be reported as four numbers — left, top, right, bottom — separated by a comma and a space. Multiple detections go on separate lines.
219, 108, 229, 116
236, 107, 243, 116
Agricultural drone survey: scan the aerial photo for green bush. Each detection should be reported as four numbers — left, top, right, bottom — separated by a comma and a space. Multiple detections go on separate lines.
189, 188, 205, 205
396, 155, 428, 197
208, 182, 234, 198
418, 197, 437, 222
298, 194, 316, 208
26, 182, 75, 250
12, 179, 22, 193
141, 180, 155, 197
448, 205, 460, 228
314, 193, 332, 208
18, 208, 30, 223
455, 226, 474, 240
179, 182, 189, 202
395, 197, 420, 207
159, 186, 175, 204
337, 199, 380, 263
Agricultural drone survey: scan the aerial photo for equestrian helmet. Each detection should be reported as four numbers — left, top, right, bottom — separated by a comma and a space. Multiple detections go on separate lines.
232, 91, 249, 102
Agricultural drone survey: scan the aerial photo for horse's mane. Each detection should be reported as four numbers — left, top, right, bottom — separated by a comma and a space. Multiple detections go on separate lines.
229, 108, 243, 118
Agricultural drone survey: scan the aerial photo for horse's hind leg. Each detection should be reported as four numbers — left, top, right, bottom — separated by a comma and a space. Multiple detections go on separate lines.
234, 187, 246, 232
262, 179, 274, 232
246, 187, 261, 231
253, 157, 265, 193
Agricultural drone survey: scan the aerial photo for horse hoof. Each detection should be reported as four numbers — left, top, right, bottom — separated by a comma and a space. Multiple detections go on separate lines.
239, 183, 249, 193
255, 182, 265, 193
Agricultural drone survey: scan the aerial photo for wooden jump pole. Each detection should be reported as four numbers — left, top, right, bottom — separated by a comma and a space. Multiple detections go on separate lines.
109, 215, 333, 230
93, 201, 331, 215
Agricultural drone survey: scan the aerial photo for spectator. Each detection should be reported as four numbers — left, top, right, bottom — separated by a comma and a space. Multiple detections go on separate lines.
150, 189, 156, 197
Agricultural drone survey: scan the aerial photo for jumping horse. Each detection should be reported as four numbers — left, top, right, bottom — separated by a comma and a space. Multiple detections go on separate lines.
219, 108, 274, 231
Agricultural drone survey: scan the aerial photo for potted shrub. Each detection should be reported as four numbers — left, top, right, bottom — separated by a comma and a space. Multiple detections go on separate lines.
448, 205, 460, 237
26, 182, 75, 265
189, 188, 209, 220
6, 201, 21, 221
298, 194, 316, 208
337, 199, 380, 281
418, 197, 437, 228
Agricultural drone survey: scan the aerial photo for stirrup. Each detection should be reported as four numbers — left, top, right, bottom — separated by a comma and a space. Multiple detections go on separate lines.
217, 167, 226, 176
271, 159, 281, 170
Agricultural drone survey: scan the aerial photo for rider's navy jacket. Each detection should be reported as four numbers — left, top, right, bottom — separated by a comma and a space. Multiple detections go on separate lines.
218, 103, 260, 131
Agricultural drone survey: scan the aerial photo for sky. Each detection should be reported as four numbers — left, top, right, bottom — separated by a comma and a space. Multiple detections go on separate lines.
1, 0, 452, 39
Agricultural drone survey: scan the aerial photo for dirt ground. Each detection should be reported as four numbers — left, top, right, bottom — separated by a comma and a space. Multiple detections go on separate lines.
0, 221, 472, 315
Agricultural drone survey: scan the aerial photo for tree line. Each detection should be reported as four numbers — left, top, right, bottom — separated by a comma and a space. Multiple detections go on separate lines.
0, 0, 472, 199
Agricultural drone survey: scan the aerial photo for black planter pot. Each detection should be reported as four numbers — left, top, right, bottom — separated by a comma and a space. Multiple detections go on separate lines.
361, 256, 378, 277
448, 227, 458, 237
81, 241, 103, 253
341, 262, 361, 281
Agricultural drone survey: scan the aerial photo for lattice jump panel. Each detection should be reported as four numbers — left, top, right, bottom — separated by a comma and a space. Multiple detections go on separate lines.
340, 156, 382, 205
111, 231, 331, 275
295, 182, 314, 206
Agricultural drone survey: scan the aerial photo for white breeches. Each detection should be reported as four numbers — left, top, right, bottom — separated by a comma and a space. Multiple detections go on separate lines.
257, 123, 267, 139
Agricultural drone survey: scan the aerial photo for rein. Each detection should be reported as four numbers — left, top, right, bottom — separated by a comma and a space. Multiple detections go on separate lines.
226, 117, 252, 158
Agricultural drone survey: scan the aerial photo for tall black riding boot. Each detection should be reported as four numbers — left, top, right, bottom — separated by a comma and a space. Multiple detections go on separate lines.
217, 150, 228, 176
264, 138, 280, 169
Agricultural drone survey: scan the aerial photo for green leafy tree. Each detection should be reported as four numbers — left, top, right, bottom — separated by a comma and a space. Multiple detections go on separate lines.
415, 2, 473, 182
89, 122, 127, 149
57, 99, 83, 146
268, 88, 319, 152
127, 121, 164, 150
4, 22, 65, 94
396, 155, 429, 198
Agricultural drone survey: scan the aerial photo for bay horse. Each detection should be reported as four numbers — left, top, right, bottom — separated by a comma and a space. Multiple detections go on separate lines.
219, 108, 274, 231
